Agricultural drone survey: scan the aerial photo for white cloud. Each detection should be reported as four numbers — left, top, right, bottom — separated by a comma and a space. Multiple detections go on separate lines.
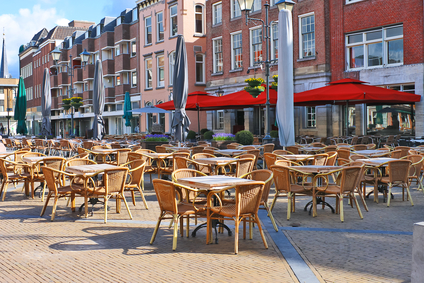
0, 4, 68, 78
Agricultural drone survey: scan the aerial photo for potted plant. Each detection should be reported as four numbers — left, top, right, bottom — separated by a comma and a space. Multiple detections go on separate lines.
235, 130, 254, 145
71, 97, 83, 111
140, 134, 170, 151
62, 98, 72, 110
186, 130, 197, 142
244, 78, 265, 98
203, 130, 214, 141
211, 133, 236, 149
270, 75, 278, 90
245, 77, 265, 87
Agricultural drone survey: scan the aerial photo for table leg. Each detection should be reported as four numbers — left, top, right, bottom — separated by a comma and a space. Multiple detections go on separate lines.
24, 180, 29, 196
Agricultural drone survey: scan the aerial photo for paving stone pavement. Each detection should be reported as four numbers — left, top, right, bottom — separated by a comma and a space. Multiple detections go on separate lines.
1, 175, 422, 282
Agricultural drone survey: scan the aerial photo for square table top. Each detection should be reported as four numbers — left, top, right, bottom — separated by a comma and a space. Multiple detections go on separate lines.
299, 147, 326, 153
353, 149, 390, 157
215, 149, 247, 155
144, 152, 173, 159
65, 164, 120, 175
356, 158, 398, 166
194, 157, 237, 165
22, 156, 48, 164
289, 165, 342, 174
279, 154, 314, 161
91, 148, 117, 154
177, 175, 254, 190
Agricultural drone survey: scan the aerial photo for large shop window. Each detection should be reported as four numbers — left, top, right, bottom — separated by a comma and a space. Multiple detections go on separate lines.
346, 25, 403, 70
366, 84, 415, 136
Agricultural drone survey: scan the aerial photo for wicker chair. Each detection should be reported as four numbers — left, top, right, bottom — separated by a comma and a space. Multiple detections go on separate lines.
191, 146, 206, 154
155, 146, 167, 153
337, 149, 350, 160
349, 154, 367, 161
286, 145, 300, 154
313, 153, 328, 165
86, 167, 131, 223
404, 155, 424, 191
108, 148, 131, 166
83, 141, 94, 150
59, 140, 75, 157
241, 169, 277, 231
192, 153, 216, 159
0, 159, 30, 201
150, 179, 206, 251
34, 139, 47, 154
272, 150, 289, 155
377, 160, 413, 207
313, 165, 364, 222
35, 157, 66, 201
262, 143, 275, 153
270, 165, 313, 220
121, 159, 148, 209
263, 152, 279, 168
226, 144, 239, 149
353, 144, 367, 151
40, 166, 86, 221
206, 181, 268, 254
216, 157, 254, 177
324, 145, 338, 152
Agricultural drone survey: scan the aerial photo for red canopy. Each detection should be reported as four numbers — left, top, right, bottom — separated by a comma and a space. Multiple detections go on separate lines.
294, 78, 421, 106
199, 85, 278, 110
157, 91, 219, 110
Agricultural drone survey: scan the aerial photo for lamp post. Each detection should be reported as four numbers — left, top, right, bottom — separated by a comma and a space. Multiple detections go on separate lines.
238, 0, 294, 142
50, 48, 89, 138
215, 86, 224, 97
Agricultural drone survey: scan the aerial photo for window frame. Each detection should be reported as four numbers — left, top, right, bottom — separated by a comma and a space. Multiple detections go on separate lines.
145, 57, 153, 90
299, 12, 315, 59
217, 110, 224, 129
131, 41, 137, 57
250, 27, 263, 67
169, 51, 175, 86
170, 4, 178, 37
195, 53, 205, 84
231, 31, 243, 70
194, 4, 204, 35
230, 0, 241, 19
212, 2, 222, 26
252, 0, 261, 12
145, 16, 152, 45
156, 11, 164, 42
346, 25, 403, 70
131, 71, 137, 88
212, 37, 223, 73
271, 22, 278, 60
306, 106, 316, 128
157, 54, 165, 88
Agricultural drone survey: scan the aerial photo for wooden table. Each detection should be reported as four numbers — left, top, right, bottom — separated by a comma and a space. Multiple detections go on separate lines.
194, 157, 237, 175
66, 164, 120, 175
177, 175, 254, 190
22, 156, 47, 164
279, 154, 314, 162
299, 147, 325, 154
214, 149, 246, 156
353, 150, 390, 157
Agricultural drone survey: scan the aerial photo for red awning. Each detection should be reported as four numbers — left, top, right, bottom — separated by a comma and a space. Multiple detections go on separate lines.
294, 78, 421, 106
157, 91, 219, 110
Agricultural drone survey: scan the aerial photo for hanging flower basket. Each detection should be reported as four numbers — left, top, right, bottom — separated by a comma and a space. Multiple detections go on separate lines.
245, 77, 265, 87
273, 75, 278, 83
71, 101, 83, 111
71, 97, 83, 103
62, 98, 71, 105
244, 86, 265, 98
63, 104, 71, 110
270, 81, 278, 90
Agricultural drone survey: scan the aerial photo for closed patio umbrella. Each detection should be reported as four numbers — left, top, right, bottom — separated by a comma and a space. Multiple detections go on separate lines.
14, 77, 27, 135
276, 8, 295, 147
122, 91, 132, 127
171, 35, 190, 142
131, 105, 170, 114
92, 59, 105, 140
41, 68, 51, 137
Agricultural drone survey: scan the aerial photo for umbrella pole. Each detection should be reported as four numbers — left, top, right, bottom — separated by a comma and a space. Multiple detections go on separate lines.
197, 105, 200, 135
345, 101, 349, 137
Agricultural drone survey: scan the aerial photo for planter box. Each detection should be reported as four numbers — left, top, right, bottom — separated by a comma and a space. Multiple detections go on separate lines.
211, 140, 234, 149
140, 141, 170, 151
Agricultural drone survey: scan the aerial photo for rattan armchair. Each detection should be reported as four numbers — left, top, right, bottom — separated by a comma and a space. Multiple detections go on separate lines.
404, 155, 424, 191
121, 159, 148, 209
215, 157, 254, 177
0, 158, 30, 201
379, 159, 413, 207
206, 181, 268, 254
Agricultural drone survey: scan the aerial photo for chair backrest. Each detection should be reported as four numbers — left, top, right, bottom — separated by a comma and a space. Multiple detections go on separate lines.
83, 141, 93, 149
313, 153, 328, 165
127, 160, 146, 186
226, 144, 239, 149
202, 149, 215, 155
243, 170, 273, 204
246, 149, 260, 167
171, 168, 207, 182
337, 149, 350, 160
241, 146, 256, 150
263, 153, 278, 167
324, 145, 338, 152
349, 154, 367, 161
41, 166, 59, 195
273, 150, 288, 155
111, 143, 122, 149
350, 136, 359, 145
262, 143, 275, 153
192, 153, 216, 159
270, 165, 293, 193
65, 158, 96, 168
103, 167, 129, 194
191, 146, 205, 154
405, 155, 423, 177
92, 145, 107, 150
353, 144, 367, 151
234, 157, 254, 177
391, 150, 403, 158
42, 157, 66, 171
339, 166, 364, 193
387, 160, 411, 183
128, 152, 144, 161
135, 148, 155, 153
60, 140, 71, 149
22, 152, 46, 158
326, 152, 338, 166
366, 143, 376, 149
310, 142, 325, 148
337, 158, 350, 166
235, 181, 265, 215
286, 146, 299, 154
156, 146, 167, 153
153, 179, 178, 213
174, 157, 189, 170
15, 149, 31, 162
115, 148, 131, 165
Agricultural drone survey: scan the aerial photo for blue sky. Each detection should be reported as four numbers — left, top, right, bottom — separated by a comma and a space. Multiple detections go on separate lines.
0, 0, 136, 78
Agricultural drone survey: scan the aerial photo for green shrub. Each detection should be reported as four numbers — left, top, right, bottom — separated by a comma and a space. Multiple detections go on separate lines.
200, 128, 210, 135
270, 130, 278, 138
186, 130, 196, 140
203, 130, 214, 140
235, 130, 254, 145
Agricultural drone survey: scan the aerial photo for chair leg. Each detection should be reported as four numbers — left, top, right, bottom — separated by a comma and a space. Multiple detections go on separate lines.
254, 214, 268, 250
339, 195, 344, 222
130, 191, 136, 206
186, 215, 190, 238
357, 189, 369, 212
84, 195, 89, 218
150, 213, 163, 245
0, 181, 6, 201
264, 203, 278, 232
179, 215, 184, 237
406, 185, 414, 206
249, 217, 253, 240
206, 210, 211, 244
352, 193, 363, 219
173, 214, 179, 251
41, 183, 47, 202
40, 191, 52, 216
104, 197, 108, 223
387, 185, 392, 207
122, 195, 133, 219
243, 218, 246, 240
287, 192, 292, 220
51, 196, 59, 221
269, 193, 278, 212
234, 218, 240, 254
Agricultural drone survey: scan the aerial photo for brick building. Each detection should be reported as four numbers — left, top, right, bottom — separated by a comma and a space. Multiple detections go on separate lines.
136, 0, 207, 134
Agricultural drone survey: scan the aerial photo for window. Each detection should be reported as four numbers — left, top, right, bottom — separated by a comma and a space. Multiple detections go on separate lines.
250, 27, 263, 66
131, 41, 136, 57
217, 110, 224, 129
231, 0, 241, 18
145, 16, 152, 45
157, 55, 165, 87
252, 0, 261, 12
132, 101, 139, 110
195, 5, 204, 34
299, 14, 315, 58
346, 25, 403, 70
195, 54, 205, 83
115, 45, 120, 56
213, 38, 223, 73
156, 12, 164, 42
231, 32, 242, 69
116, 104, 123, 111
170, 4, 178, 37
132, 7, 138, 21
0, 87, 3, 94
212, 2, 222, 25
271, 23, 278, 60
306, 107, 316, 128
145, 57, 153, 89
169, 51, 175, 86
132, 71, 137, 87
116, 75, 121, 86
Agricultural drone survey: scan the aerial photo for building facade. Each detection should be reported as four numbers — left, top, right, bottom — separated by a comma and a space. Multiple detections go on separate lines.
136, 0, 207, 134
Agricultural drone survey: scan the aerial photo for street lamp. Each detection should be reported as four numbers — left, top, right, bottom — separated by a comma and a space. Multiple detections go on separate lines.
238, 0, 294, 142
50, 48, 89, 137
216, 86, 224, 97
